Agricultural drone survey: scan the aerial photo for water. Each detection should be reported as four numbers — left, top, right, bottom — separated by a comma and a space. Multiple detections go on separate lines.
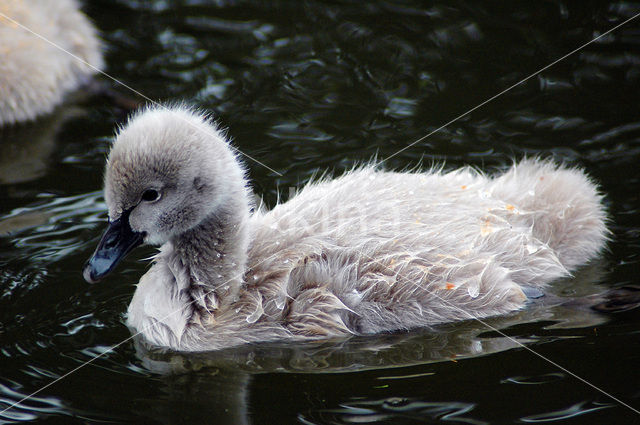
1, 1, 639, 423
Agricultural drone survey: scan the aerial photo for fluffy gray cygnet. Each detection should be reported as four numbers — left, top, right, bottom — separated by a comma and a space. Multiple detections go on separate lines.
0, 0, 103, 126
84, 105, 608, 352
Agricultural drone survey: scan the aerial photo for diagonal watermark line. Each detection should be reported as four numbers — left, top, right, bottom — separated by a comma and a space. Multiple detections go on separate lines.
0, 246, 287, 415
0, 11, 283, 177
1, 5, 639, 421
359, 247, 640, 415
374, 11, 640, 168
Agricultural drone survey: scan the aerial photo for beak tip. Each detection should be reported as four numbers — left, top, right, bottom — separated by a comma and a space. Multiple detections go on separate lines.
84, 212, 144, 284
83, 263, 100, 284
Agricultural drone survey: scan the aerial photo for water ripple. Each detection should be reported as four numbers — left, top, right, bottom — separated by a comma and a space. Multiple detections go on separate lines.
501, 373, 565, 385
313, 398, 486, 425
0, 191, 105, 264
520, 401, 613, 422
0, 379, 65, 423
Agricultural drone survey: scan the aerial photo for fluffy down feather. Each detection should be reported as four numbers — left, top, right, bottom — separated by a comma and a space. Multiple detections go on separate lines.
0, 0, 103, 126
91, 106, 608, 351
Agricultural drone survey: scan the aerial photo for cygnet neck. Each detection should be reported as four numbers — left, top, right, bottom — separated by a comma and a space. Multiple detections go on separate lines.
172, 194, 251, 312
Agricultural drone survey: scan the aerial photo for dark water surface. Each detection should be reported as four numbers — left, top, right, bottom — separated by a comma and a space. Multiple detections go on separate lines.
1, 1, 640, 423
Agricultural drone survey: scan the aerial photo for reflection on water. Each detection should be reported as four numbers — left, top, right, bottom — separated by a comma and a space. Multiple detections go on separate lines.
1, 0, 640, 423
138, 297, 608, 377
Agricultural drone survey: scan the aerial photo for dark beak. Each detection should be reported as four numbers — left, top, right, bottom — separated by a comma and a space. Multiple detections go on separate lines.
83, 211, 144, 283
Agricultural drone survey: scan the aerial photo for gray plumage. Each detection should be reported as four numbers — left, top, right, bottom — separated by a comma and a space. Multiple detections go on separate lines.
0, 0, 103, 126
90, 105, 608, 352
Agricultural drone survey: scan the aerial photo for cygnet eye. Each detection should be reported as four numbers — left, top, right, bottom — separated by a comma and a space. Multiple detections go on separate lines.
141, 189, 161, 202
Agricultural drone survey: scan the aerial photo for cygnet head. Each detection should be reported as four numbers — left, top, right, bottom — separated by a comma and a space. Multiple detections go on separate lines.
84, 105, 247, 283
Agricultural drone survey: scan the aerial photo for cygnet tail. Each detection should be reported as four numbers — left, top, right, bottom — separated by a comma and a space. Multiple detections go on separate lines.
492, 159, 609, 271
